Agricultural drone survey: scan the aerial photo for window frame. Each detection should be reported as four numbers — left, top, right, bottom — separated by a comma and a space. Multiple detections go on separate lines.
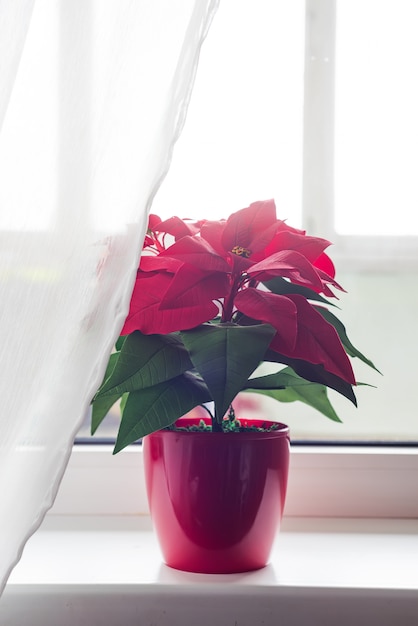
303, 0, 418, 271
59, 0, 418, 521
53, 444, 418, 519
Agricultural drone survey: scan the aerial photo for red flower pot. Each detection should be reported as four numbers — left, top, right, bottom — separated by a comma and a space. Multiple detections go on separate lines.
143, 418, 290, 574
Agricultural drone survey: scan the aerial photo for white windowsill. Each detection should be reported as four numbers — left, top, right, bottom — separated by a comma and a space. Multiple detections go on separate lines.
3, 515, 418, 626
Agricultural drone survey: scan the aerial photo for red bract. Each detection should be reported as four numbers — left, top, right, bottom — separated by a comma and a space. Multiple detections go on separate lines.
270, 295, 355, 384
121, 271, 220, 335
154, 215, 202, 240
234, 289, 298, 352
247, 250, 325, 290
121, 199, 354, 384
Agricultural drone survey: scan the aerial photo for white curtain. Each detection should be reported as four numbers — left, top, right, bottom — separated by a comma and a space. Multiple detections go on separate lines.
0, 0, 219, 595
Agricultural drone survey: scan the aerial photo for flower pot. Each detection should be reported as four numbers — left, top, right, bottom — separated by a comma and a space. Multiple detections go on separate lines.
143, 417, 290, 574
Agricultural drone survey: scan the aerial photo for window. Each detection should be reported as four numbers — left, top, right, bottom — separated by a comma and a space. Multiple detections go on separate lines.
57, 0, 418, 522
335, 0, 418, 239
79, 0, 418, 444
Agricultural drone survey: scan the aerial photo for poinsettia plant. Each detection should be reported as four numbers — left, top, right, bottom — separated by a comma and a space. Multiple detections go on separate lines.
92, 199, 377, 453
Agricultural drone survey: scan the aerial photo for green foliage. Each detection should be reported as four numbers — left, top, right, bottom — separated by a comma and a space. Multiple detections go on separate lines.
92, 318, 377, 453
313, 306, 381, 373
97, 332, 193, 397
245, 367, 341, 422
113, 373, 211, 453
264, 276, 338, 307
180, 323, 276, 424
264, 349, 358, 406
91, 352, 120, 434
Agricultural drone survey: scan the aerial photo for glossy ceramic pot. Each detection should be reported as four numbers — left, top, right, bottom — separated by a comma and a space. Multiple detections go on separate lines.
143, 417, 290, 574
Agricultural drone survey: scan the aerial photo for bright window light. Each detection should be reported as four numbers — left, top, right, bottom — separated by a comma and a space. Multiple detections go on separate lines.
334, 0, 418, 235
152, 0, 305, 225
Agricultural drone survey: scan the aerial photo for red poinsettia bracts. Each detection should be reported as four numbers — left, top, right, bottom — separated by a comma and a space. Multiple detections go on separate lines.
121, 199, 355, 384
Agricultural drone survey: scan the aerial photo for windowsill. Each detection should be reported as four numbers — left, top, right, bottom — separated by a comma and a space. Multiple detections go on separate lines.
3, 515, 418, 625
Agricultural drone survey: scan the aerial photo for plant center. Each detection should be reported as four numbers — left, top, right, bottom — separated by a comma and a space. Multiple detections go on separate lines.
231, 245, 252, 258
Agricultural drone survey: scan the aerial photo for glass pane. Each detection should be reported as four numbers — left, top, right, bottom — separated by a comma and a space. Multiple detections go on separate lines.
265, 270, 418, 442
152, 0, 305, 224
334, 0, 418, 235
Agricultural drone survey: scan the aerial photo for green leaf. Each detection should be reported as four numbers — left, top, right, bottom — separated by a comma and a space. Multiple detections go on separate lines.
181, 323, 276, 423
119, 392, 128, 413
96, 331, 193, 398
91, 352, 121, 434
314, 307, 381, 373
265, 349, 357, 406
245, 367, 322, 390
97, 351, 120, 391
244, 367, 341, 422
115, 335, 127, 351
91, 391, 121, 434
113, 373, 211, 453
264, 276, 338, 307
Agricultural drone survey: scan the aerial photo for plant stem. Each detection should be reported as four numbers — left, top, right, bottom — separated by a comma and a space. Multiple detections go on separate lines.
212, 418, 223, 433
221, 275, 241, 322
199, 404, 223, 433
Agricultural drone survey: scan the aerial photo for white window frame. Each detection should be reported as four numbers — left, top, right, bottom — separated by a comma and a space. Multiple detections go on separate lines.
303, 0, 418, 272
53, 444, 418, 519
59, 0, 418, 522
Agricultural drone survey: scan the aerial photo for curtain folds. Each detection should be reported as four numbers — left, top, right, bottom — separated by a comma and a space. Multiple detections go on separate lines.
0, 0, 219, 595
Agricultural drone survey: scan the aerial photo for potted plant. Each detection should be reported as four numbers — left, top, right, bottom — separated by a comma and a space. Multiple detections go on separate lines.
91, 199, 377, 573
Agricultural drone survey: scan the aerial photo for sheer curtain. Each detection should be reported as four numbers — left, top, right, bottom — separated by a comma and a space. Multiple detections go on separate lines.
0, 0, 219, 595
